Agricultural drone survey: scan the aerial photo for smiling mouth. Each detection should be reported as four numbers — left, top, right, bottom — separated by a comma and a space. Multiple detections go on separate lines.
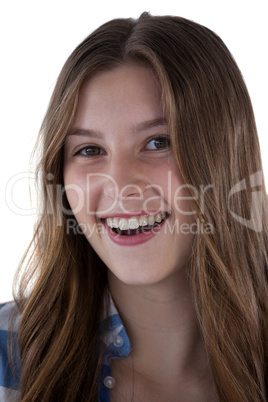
105, 212, 169, 236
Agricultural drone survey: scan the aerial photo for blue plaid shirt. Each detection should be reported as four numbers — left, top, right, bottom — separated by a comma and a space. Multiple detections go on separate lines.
0, 297, 131, 401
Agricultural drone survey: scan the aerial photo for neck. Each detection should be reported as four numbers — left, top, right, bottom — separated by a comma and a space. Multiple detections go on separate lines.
108, 270, 207, 380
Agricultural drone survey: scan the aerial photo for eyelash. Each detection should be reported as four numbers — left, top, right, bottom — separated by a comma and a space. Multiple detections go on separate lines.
145, 136, 170, 151
76, 135, 170, 157
77, 146, 105, 157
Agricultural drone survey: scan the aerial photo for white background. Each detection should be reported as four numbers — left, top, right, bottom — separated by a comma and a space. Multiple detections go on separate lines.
1, 0, 267, 302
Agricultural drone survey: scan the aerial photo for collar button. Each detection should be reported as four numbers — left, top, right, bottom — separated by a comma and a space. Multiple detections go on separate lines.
113, 335, 124, 347
104, 375, 116, 389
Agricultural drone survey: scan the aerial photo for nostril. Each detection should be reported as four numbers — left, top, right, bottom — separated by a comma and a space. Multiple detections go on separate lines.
103, 179, 147, 201
120, 184, 144, 199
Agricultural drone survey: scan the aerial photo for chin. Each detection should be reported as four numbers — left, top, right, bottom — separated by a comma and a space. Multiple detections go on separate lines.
108, 265, 174, 287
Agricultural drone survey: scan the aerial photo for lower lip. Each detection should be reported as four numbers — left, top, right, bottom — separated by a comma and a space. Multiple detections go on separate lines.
106, 220, 166, 246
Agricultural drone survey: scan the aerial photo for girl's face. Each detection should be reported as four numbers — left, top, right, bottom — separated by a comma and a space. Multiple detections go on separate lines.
64, 64, 195, 286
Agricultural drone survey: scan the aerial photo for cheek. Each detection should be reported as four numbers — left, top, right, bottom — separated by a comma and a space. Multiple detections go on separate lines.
63, 169, 85, 216
64, 166, 122, 218
63, 169, 101, 240
154, 167, 189, 213
63, 168, 92, 226
170, 170, 195, 218
63, 166, 98, 213
173, 190, 196, 220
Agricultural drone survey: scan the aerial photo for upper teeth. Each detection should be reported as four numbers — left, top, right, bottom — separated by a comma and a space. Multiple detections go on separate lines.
106, 213, 167, 230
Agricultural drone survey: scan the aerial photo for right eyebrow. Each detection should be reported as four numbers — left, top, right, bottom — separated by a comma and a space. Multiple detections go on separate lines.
67, 117, 168, 139
67, 128, 104, 139
130, 118, 168, 135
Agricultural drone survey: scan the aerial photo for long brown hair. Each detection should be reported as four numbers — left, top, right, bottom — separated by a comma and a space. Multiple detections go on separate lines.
13, 12, 268, 401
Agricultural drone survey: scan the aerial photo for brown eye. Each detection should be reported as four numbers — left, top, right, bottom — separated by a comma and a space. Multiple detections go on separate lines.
78, 146, 105, 156
145, 136, 170, 150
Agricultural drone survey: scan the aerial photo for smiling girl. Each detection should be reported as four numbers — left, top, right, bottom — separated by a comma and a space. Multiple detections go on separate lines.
1, 12, 268, 402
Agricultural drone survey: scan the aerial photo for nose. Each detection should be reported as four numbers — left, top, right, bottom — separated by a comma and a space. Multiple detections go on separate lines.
103, 155, 147, 201
104, 179, 146, 200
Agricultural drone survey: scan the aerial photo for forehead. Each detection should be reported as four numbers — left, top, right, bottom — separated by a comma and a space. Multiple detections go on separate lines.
80, 63, 160, 97
72, 64, 163, 129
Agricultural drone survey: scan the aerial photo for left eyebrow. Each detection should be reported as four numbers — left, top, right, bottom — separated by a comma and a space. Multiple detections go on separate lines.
130, 118, 168, 135
67, 128, 104, 139
66, 117, 168, 141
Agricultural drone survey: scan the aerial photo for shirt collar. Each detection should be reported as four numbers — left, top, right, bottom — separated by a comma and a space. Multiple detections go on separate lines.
100, 292, 131, 364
